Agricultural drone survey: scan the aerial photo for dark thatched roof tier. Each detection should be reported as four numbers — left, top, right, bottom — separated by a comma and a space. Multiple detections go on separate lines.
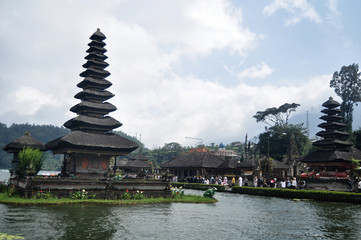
316, 130, 349, 138
313, 139, 353, 148
82, 59, 109, 69
46, 131, 138, 154
90, 29, 106, 41
64, 115, 122, 131
88, 39, 106, 48
121, 159, 151, 169
85, 52, 108, 61
131, 153, 149, 161
301, 148, 361, 163
74, 89, 114, 101
70, 101, 116, 114
318, 122, 347, 129
321, 108, 341, 115
272, 160, 290, 170
80, 67, 110, 78
161, 152, 225, 169
319, 115, 343, 122
77, 77, 112, 89
86, 45, 107, 54
238, 160, 255, 168
322, 97, 340, 108
219, 158, 238, 169
3, 134, 46, 153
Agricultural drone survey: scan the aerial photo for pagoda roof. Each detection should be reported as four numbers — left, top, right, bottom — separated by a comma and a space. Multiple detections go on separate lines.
301, 148, 361, 163
70, 101, 117, 114
313, 139, 353, 148
88, 39, 105, 48
321, 108, 342, 115
316, 130, 349, 138
80, 67, 110, 78
82, 59, 109, 69
64, 115, 122, 130
46, 131, 138, 154
85, 52, 108, 61
318, 122, 347, 129
90, 28, 106, 41
3, 134, 46, 153
322, 97, 340, 108
77, 77, 112, 89
161, 152, 225, 169
86, 45, 107, 54
74, 89, 114, 101
319, 115, 343, 122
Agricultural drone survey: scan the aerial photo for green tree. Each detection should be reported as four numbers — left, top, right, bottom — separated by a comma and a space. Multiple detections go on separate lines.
254, 102, 310, 162
330, 63, 361, 133
253, 103, 300, 128
18, 147, 45, 176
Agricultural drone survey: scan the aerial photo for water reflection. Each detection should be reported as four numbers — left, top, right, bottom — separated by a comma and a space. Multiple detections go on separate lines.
1, 190, 361, 240
314, 201, 361, 239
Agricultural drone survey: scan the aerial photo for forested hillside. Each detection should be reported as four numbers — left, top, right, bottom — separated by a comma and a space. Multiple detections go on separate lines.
0, 123, 143, 170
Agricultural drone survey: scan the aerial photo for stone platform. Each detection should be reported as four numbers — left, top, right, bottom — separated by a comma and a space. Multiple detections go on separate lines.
10, 176, 171, 199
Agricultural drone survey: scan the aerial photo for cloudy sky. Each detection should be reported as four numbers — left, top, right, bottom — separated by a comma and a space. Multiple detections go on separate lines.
1, 0, 360, 148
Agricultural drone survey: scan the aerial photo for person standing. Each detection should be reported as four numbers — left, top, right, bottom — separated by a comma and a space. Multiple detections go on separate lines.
238, 176, 243, 187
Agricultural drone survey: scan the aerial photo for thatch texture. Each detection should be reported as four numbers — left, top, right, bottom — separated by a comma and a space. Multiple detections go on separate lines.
3, 134, 46, 153
161, 152, 225, 169
46, 131, 138, 153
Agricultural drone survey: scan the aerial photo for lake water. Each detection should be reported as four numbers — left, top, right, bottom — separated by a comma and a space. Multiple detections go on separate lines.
1, 169, 361, 239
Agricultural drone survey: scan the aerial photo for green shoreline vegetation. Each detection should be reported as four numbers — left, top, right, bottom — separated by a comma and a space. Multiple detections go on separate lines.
0, 192, 217, 206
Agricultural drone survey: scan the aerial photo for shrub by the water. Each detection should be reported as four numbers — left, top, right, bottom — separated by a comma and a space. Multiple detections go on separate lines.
18, 147, 45, 176
232, 186, 361, 204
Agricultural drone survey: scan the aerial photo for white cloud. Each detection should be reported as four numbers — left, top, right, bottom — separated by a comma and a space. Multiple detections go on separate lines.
263, 0, 322, 25
237, 62, 274, 79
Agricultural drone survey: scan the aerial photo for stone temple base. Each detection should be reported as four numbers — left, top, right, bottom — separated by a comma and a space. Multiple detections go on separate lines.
302, 178, 354, 192
10, 176, 171, 199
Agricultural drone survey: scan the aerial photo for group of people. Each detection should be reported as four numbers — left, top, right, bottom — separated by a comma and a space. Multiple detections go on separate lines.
252, 176, 306, 189
176, 175, 306, 189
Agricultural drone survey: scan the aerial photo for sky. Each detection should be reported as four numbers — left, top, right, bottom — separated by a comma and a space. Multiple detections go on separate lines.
1, 0, 361, 149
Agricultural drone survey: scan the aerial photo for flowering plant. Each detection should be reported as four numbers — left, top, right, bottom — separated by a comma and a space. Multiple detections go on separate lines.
122, 189, 131, 200
171, 187, 184, 199
33, 190, 53, 199
133, 190, 144, 200
7, 184, 17, 197
69, 189, 94, 200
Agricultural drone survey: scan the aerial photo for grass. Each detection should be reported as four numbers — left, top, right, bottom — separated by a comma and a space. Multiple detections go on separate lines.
0, 192, 217, 206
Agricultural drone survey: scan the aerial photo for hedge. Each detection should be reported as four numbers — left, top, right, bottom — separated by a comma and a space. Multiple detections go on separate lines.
171, 182, 226, 192
231, 186, 361, 204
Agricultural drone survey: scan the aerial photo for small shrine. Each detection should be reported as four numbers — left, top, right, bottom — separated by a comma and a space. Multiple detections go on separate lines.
46, 29, 138, 178
301, 97, 361, 179
119, 153, 152, 178
3, 132, 46, 176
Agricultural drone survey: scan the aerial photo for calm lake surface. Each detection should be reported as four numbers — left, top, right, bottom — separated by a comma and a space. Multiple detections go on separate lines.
1, 170, 361, 240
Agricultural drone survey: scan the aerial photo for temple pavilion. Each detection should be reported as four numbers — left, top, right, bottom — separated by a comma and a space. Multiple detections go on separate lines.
46, 29, 138, 178
3, 132, 46, 176
301, 97, 361, 178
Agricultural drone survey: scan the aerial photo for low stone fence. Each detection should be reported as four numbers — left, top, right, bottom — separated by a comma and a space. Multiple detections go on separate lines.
10, 176, 171, 199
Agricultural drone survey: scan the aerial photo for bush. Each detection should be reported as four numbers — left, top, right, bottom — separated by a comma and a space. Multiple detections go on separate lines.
18, 147, 45, 176
231, 186, 361, 204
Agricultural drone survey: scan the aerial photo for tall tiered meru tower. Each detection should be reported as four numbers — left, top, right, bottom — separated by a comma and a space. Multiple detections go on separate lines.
301, 97, 361, 177
47, 29, 138, 177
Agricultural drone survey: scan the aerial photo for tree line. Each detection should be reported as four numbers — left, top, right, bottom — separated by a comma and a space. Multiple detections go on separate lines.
0, 123, 142, 170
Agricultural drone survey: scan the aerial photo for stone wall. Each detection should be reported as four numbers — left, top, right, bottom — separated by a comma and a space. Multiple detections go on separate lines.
10, 176, 171, 199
